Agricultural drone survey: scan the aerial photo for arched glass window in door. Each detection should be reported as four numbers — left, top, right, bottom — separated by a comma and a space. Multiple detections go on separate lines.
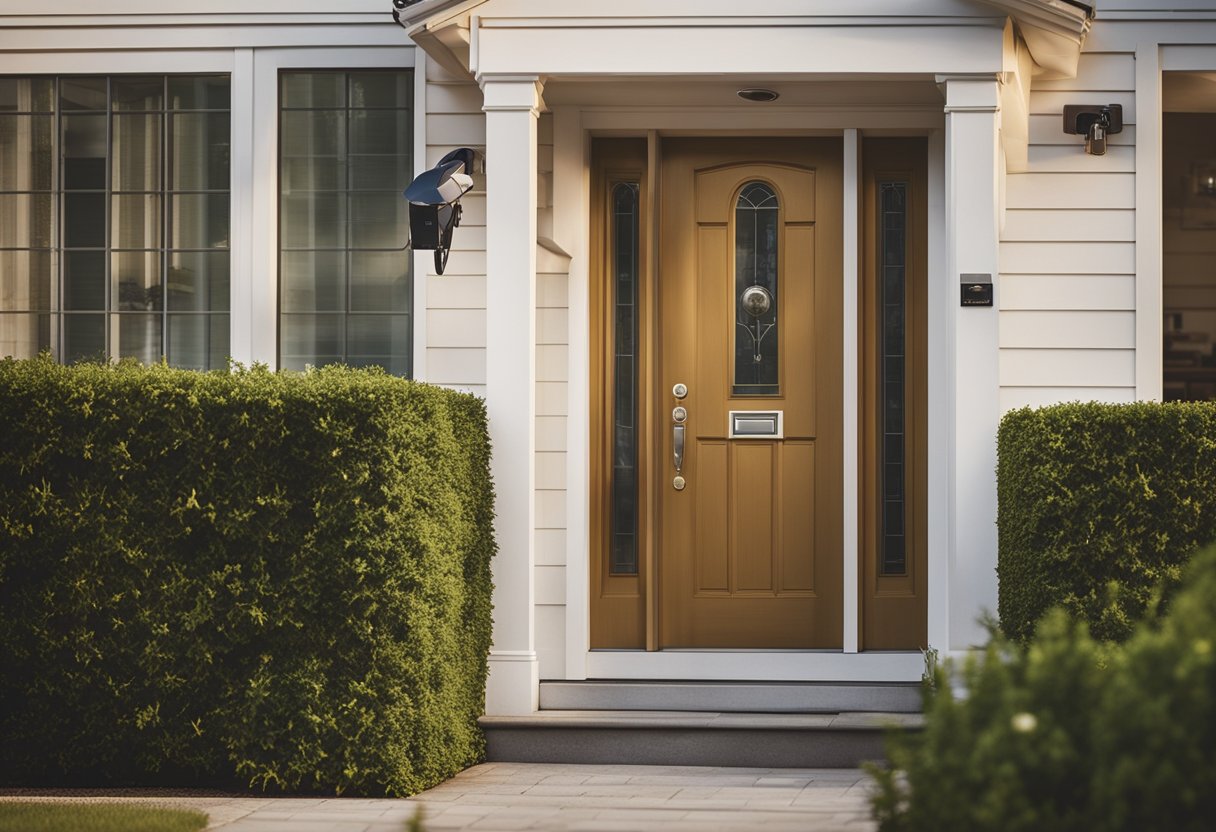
733, 181, 779, 395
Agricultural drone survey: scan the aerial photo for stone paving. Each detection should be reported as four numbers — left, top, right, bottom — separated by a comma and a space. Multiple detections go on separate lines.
0, 763, 879, 831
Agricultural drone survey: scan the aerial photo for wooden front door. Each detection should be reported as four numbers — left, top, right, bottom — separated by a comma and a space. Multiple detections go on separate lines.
657, 138, 843, 648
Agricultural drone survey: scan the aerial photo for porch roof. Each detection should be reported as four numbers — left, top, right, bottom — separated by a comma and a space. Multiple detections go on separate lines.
392, 0, 1093, 81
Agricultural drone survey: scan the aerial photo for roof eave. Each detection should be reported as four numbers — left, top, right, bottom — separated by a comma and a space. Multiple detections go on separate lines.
976, 0, 1095, 79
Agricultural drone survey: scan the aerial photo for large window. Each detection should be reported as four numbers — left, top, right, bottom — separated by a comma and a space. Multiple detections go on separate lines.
278, 70, 413, 375
0, 75, 231, 367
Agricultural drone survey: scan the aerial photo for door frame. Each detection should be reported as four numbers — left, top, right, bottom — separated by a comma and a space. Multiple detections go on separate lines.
562, 111, 947, 682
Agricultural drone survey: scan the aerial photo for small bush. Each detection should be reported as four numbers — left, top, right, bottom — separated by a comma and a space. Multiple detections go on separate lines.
0, 358, 494, 796
998, 401, 1216, 642
870, 545, 1216, 832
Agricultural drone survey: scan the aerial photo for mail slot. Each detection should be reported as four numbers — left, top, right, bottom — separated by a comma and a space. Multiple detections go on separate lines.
728, 410, 783, 439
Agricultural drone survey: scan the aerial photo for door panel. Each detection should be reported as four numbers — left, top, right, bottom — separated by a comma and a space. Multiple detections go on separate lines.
658, 138, 843, 649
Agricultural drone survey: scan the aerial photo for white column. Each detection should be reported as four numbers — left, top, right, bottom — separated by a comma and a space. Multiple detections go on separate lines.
939, 76, 1001, 651
481, 75, 543, 715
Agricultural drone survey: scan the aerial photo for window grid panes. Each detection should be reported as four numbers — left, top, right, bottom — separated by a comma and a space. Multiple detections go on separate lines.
278, 70, 413, 376
0, 74, 230, 368
879, 181, 908, 576
733, 181, 780, 395
610, 183, 640, 576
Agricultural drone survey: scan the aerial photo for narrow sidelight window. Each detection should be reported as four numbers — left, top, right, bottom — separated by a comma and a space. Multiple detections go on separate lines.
279, 70, 413, 375
610, 182, 640, 575
733, 181, 779, 395
878, 181, 907, 575
0, 75, 231, 367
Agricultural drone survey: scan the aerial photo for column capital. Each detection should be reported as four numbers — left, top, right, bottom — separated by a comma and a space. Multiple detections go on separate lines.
935, 74, 1001, 113
479, 74, 546, 115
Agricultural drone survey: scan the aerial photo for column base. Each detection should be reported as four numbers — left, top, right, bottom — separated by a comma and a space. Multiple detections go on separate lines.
485, 650, 540, 715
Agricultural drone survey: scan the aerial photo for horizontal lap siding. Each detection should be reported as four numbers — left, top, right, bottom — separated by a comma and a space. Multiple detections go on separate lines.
534, 116, 567, 680
1000, 50, 1137, 411
424, 62, 486, 394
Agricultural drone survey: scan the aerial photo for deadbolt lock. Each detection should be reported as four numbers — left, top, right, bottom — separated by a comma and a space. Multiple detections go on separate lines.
672, 382, 688, 399
672, 406, 688, 423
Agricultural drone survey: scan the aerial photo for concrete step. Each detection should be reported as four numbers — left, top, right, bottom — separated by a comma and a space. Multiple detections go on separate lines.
481, 710, 923, 768
539, 680, 923, 713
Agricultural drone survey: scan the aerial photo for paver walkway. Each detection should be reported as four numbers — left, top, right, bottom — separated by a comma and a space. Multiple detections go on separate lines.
0, 763, 878, 831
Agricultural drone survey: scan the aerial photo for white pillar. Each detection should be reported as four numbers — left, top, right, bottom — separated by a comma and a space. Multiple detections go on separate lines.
481, 75, 543, 715
938, 76, 1002, 651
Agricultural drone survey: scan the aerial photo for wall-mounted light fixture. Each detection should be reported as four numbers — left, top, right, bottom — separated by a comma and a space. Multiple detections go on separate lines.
1063, 104, 1123, 156
403, 147, 478, 275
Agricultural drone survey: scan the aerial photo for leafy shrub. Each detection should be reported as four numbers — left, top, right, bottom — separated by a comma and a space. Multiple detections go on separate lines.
998, 401, 1216, 642
870, 544, 1216, 832
0, 358, 494, 796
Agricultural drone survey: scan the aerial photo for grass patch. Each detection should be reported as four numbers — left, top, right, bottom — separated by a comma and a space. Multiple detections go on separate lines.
0, 802, 207, 832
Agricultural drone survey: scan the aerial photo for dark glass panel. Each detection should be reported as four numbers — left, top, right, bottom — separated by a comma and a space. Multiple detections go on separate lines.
0, 250, 53, 312
59, 77, 107, 112
167, 313, 229, 370
346, 313, 410, 367
0, 78, 54, 113
0, 194, 53, 248
63, 313, 106, 362
280, 73, 345, 109
112, 114, 162, 191
168, 76, 230, 111
169, 193, 230, 249
349, 191, 406, 249
111, 194, 161, 249
280, 313, 344, 363
112, 251, 162, 311
0, 115, 54, 190
0, 313, 52, 359
733, 181, 780, 395
609, 182, 639, 576
62, 114, 107, 189
111, 77, 163, 111
349, 109, 409, 156
281, 250, 345, 312
350, 251, 410, 312
64, 251, 105, 310
349, 72, 412, 109
167, 251, 229, 312
879, 181, 908, 575
114, 312, 161, 363
63, 193, 106, 248
170, 113, 229, 191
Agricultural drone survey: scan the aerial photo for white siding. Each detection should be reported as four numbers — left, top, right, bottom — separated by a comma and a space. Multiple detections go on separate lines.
1000, 49, 1138, 410
423, 60, 486, 391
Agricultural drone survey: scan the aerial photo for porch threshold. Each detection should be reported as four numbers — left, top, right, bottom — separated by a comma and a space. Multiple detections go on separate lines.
480, 710, 922, 768
539, 680, 923, 713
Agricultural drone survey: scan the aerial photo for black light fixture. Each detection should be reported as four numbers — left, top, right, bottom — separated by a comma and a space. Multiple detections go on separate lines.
1063, 104, 1123, 156
403, 147, 477, 275
737, 88, 780, 103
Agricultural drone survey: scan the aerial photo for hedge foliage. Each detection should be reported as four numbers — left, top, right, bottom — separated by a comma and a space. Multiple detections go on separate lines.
997, 401, 1216, 642
0, 358, 494, 796
870, 543, 1216, 832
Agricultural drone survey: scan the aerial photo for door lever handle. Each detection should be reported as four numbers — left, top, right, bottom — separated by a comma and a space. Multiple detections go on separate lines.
673, 424, 685, 474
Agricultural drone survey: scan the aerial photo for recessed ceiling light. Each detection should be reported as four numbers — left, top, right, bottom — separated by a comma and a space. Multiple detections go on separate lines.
737, 88, 779, 103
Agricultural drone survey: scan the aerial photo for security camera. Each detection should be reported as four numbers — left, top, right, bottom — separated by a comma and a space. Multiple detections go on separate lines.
1062, 104, 1123, 157
403, 148, 477, 275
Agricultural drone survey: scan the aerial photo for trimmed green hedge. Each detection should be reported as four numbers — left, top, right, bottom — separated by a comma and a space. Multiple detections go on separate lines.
870, 543, 1216, 832
0, 358, 494, 796
997, 401, 1216, 642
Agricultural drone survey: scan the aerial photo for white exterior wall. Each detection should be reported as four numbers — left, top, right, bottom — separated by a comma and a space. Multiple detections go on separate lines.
1000, 47, 1139, 412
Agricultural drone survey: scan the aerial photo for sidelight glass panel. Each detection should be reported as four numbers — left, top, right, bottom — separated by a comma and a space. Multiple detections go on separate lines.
879, 182, 908, 576
610, 182, 640, 576
733, 181, 780, 395
278, 70, 413, 375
